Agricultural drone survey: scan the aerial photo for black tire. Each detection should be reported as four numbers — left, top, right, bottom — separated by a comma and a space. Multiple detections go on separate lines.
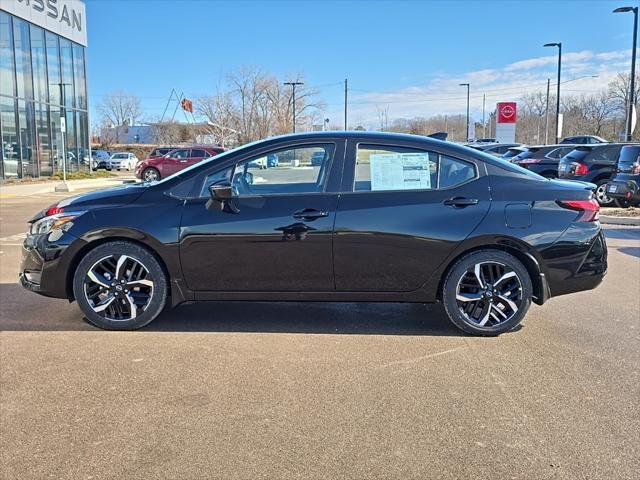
142, 167, 160, 182
594, 180, 616, 207
442, 250, 532, 336
614, 198, 631, 208
72, 241, 168, 330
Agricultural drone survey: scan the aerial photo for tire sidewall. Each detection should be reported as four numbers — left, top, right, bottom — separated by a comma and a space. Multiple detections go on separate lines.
442, 250, 533, 336
73, 241, 168, 330
143, 167, 160, 182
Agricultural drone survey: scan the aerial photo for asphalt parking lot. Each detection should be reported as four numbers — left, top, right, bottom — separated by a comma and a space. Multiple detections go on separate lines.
1, 188, 639, 479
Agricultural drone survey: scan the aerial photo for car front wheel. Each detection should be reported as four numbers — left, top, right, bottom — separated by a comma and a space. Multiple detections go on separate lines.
72, 241, 168, 330
442, 250, 532, 336
142, 167, 160, 182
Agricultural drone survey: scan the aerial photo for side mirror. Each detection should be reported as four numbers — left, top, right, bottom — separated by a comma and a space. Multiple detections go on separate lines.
209, 181, 233, 201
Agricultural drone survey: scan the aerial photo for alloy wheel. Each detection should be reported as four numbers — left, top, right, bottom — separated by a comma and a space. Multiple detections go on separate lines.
455, 261, 523, 327
143, 169, 159, 181
595, 184, 613, 206
84, 255, 154, 321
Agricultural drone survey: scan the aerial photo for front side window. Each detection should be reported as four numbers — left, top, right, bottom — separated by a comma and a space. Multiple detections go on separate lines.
200, 144, 334, 197
354, 145, 476, 192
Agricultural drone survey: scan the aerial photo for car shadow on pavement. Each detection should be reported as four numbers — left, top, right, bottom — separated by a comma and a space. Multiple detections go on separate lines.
0, 282, 464, 336
616, 246, 640, 259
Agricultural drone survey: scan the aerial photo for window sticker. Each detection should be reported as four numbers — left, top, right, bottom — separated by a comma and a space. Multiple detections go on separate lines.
370, 153, 432, 191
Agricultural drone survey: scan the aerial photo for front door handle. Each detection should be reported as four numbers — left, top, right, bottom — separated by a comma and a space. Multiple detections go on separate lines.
292, 208, 329, 221
443, 197, 479, 208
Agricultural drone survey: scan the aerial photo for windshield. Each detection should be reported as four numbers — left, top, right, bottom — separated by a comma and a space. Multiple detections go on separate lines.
112, 154, 128, 159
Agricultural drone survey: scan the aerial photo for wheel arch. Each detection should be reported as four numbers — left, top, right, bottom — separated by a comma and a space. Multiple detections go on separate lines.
434, 238, 549, 306
65, 230, 176, 304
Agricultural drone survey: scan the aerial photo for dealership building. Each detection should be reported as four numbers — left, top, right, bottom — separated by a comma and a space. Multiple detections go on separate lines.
0, 0, 88, 179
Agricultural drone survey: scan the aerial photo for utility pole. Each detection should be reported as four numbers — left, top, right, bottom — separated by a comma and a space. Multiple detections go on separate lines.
284, 81, 304, 133
614, 6, 638, 141
459, 83, 470, 142
544, 78, 551, 145
344, 78, 348, 130
544, 42, 562, 143
482, 94, 486, 138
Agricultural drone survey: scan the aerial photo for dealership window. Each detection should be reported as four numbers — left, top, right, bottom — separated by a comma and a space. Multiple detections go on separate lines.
36, 103, 53, 177
30, 25, 48, 103
1, 96, 19, 178
17, 100, 37, 177
354, 145, 476, 191
65, 108, 78, 171
0, 12, 15, 97
72, 44, 86, 110
45, 32, 61, 105
77, 110, 88, 165
13, 18, 33, 100
60, 38, 75, 109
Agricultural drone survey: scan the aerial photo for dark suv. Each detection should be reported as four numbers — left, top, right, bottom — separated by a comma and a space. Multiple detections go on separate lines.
560, 135, 608, 145
605, 144, 640, 206
557, 144, 626, 206
513, 145, 577, 178
135, 145, 225, 181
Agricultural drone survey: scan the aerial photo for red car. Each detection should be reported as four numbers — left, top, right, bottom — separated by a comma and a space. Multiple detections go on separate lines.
135, 145, 224, 181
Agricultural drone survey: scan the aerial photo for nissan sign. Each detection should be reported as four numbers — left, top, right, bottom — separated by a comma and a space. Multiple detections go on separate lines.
497, 102, 517, 124
1, 0, 87, 46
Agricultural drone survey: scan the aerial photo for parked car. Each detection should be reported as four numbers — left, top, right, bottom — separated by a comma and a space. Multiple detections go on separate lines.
135, 145, 224, 181
513, 145, 578, 178
311, 150, 326, 165
502, 146, 527, 161
468, 143, 522, 157
560, 135, 608, 145
105, 152, 138, 171
605, 144, 640, 206
20, 132, 606, 336
147, 147, 179, 159
557, 143, 627, 206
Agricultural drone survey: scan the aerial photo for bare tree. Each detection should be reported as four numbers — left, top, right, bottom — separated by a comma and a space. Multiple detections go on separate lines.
97, 91, 142, 128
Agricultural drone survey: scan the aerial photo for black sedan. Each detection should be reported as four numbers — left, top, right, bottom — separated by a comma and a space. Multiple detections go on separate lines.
19, 132, 607, 336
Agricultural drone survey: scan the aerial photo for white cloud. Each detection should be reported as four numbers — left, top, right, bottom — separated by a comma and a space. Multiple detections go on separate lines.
324, 48, 633, 127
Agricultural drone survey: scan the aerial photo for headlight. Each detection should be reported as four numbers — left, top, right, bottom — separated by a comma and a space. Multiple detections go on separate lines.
30, 211, 85, 235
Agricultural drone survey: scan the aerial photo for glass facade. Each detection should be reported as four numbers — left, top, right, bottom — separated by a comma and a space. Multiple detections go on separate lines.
0, 11, 89, 179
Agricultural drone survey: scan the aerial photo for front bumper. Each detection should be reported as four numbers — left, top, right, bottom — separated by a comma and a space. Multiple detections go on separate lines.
19, 231, 86, 300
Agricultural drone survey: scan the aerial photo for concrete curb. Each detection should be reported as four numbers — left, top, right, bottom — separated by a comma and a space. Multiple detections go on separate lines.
600, 215, 640, 226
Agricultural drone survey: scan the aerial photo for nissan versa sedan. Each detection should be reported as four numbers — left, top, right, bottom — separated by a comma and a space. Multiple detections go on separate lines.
19, 132, 607, 336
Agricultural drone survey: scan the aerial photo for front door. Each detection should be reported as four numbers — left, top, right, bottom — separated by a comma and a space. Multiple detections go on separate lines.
333, 141, 491, 292
164, 148, 191, 176
179, 142, 343, 291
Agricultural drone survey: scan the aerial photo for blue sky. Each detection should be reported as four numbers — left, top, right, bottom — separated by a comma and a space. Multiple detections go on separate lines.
85, 0, 638, 127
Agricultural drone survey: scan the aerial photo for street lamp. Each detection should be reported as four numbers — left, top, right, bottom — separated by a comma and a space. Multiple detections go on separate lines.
459, 83, 470, 142
613, 6, 638, 141
544, 42, 562, 143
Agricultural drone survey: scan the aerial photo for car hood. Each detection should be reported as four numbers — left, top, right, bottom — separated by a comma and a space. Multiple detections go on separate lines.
30, 182, 148, 222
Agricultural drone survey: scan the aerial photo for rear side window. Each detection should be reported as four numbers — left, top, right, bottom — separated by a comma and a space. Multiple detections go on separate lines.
588, 146, 619, 162
354, 145, 476, 192
190, 149, 207, 158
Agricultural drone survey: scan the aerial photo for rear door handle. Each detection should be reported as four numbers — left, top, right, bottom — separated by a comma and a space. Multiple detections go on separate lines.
292, 208, 329, 221
443, 197, 479, 208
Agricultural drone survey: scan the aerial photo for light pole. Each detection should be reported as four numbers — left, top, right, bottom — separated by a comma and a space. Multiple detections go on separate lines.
51, 82, 72, 192
284, 81, 304, 133
459, 83, 470, 142
614, 6, 638, 141
544, 42, 562, 143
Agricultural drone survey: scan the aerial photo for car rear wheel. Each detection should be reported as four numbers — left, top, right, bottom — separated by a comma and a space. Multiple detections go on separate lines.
142, 167, 160, 182
442, 250, 532, 336
595, 180, 616, 207
72, 241, 168, 330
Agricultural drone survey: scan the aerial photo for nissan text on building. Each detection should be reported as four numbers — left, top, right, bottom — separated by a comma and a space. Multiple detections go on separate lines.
0, 0, 88, 179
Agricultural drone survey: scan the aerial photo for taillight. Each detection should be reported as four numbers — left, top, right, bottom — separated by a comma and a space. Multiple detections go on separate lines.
557, 199, 600, 222
574, 163, 589, 175
46, 204, 64, 216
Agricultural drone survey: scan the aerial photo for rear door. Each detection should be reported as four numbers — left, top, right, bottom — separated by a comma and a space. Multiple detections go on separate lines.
333, 140, 491, 292
188, 149, 208, 169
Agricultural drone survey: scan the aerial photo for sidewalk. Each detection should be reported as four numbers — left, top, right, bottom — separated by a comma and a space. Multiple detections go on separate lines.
0, 176, 135, 199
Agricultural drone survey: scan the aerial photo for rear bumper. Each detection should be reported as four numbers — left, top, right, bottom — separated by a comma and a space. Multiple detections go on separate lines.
606, 179, 640, 201
542, 225, 607, 298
